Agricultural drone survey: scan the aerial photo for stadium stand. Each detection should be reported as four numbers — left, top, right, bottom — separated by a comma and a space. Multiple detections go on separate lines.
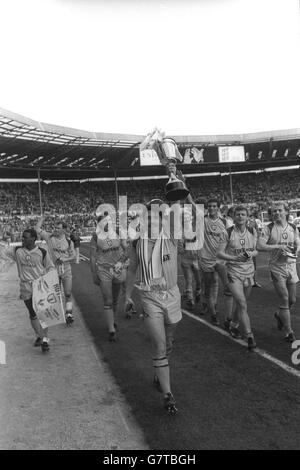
1, 169, 300, 242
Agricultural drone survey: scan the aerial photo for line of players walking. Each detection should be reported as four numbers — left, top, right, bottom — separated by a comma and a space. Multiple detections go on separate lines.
0, 195, 299, 415
180, 199, 299, 351
0, 219, 80, 351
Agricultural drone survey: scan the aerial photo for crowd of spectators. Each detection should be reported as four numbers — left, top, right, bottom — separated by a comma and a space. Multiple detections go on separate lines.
1, 170, 300, 242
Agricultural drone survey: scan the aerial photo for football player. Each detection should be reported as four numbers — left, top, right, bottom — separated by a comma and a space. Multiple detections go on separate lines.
217, 205, 258, 351
257, 203, 300, 342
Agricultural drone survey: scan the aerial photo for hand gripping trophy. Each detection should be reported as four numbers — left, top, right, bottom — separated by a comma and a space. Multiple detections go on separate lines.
140, 128, 190, 201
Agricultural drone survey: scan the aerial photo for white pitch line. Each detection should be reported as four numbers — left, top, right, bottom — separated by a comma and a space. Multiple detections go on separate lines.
181, 308, 300, 380
116, 405, 131, 433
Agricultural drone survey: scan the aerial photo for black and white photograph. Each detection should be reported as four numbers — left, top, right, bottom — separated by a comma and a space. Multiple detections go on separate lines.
1, 0, 300, 454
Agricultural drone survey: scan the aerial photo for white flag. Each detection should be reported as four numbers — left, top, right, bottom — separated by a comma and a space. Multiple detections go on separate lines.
191, 147, 204, 163
32, 270, 65, 328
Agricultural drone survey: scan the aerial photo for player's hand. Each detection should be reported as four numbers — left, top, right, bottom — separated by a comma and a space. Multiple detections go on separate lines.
176, 169, 186, 183
114, 261, 123, 274
235, 253, 247, 262
280, 246, 292, 257
244, 251, 253, 260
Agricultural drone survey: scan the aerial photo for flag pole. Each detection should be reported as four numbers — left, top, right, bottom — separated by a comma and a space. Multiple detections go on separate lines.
229, 164, 234, 205
37, 168, 43, 215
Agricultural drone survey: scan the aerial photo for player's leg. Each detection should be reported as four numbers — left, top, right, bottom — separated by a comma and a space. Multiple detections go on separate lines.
253, 256, 261, 287
209, 271, 219, 325
144, 313, 177, 413
216, 264, 236, 331
165, 322, 178, 359
112, 278, 122, 326
182, 260, 194, 310
191, 261, 202, 303
271, 272, 294, 339
100, 279, 117, 341
222, 287, 236, 330
143, 286, 181, 413
61, 265, 74, 324
24, 298, 50, 352
181, 261, 192, 303
228, 279, 256, 349
144, 314, 171, 394
200, 270, 211, 315
287, 282, 297, 313
287, 264, 298, 315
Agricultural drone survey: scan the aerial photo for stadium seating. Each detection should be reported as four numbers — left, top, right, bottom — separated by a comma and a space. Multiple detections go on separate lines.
1, 170, 300, 241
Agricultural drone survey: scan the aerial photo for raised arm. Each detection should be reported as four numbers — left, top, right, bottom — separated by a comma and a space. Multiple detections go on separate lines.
89, 233, 100, 286
35, 214, 44, 235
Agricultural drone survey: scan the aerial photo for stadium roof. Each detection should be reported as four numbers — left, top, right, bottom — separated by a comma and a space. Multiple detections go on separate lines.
1, 107, 300, 178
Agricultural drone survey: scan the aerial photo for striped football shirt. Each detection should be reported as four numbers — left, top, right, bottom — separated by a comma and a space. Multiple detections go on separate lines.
133, 236, 178, 290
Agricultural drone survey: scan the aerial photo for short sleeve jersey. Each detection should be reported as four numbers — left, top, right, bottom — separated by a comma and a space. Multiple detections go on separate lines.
224, 226, 257, 277
259, 222, 299, 266
4, 245, 54, 284
91, 232, 125, 269
40, 230, 74, 265
200, 216, 228, 262
134, 236, 178, 290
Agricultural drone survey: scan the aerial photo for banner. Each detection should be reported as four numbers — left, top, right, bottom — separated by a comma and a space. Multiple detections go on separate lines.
32, 269, 65, 328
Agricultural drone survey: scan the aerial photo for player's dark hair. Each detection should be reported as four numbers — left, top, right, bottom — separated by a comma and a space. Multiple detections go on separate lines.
207, 198, 220, 207
23, 228, 38, 241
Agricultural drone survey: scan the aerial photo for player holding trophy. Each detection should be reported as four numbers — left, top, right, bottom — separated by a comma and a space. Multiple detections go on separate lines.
125, 129, 204, 414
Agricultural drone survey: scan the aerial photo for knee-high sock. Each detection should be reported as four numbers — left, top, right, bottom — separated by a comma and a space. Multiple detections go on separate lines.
153, 357, 171, 395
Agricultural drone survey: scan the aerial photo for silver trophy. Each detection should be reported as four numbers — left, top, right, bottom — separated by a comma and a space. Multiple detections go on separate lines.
161, 138, 189, 201
140, 129, 189, 201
